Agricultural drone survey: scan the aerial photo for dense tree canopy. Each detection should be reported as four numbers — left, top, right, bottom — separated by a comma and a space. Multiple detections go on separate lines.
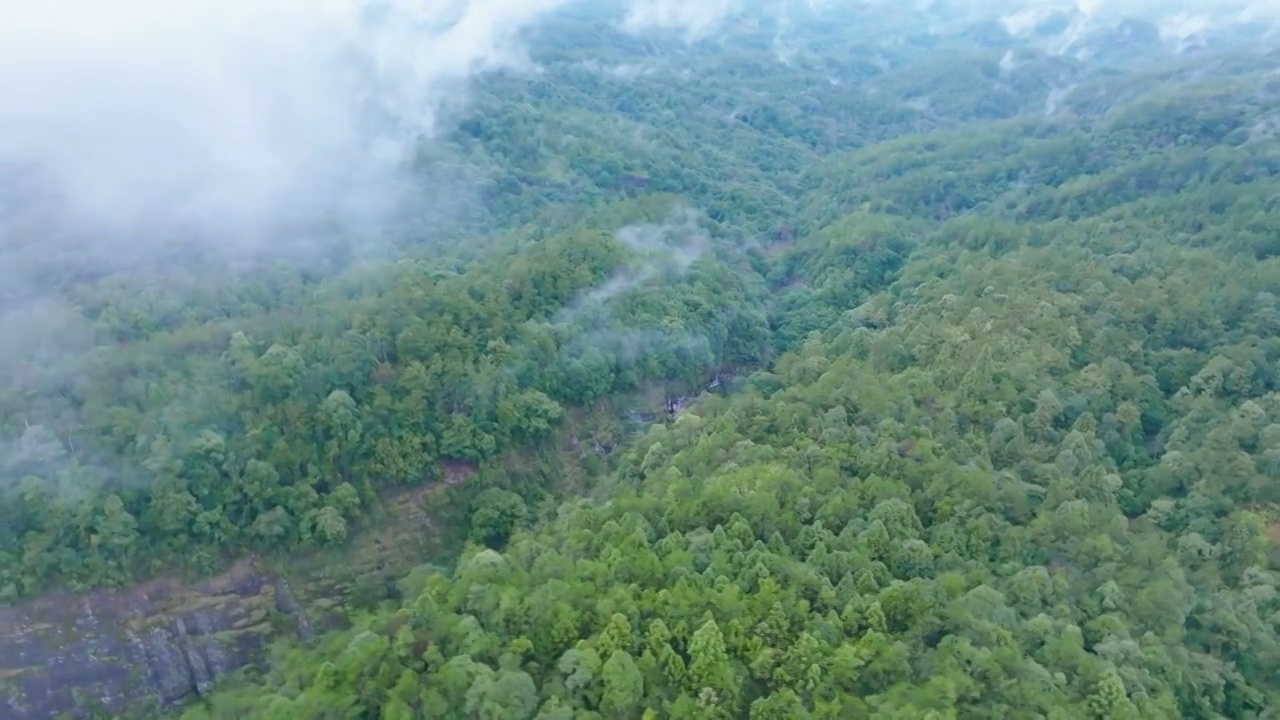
4, 3, 1280, 719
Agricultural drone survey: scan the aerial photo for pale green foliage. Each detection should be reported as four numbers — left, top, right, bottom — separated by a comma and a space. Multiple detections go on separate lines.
5, 7, 1280, 720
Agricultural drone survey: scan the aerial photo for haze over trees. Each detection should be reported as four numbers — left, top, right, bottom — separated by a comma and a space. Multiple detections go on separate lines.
3, 1, 1280, 719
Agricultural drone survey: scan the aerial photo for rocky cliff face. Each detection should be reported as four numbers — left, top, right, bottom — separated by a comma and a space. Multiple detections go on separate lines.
0, 481, 456, 720
0, 422, 591, 720
0, 560, 309, 720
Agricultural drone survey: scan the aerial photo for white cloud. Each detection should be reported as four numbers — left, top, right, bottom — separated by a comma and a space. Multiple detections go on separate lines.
623, 0, 743, 41
2, 0, 1276, 264
0, 0, 574, 250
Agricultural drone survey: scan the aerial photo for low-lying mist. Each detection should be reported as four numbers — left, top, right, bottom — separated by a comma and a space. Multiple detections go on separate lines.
0, 0, 572, 272
0, 0, 753, 492
5, 0, 1269, 282
0, 0, 1275, 472
0, 0, 753, 273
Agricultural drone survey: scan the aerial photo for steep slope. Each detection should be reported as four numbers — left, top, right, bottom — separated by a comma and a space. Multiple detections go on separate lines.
3, 2, 1280, 718
174, 31, 1280, 720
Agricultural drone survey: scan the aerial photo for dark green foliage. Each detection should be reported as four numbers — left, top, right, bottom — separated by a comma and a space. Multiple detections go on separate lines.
6, 5, 1280, 719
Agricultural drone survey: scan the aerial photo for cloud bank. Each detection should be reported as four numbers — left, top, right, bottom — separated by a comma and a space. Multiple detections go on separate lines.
0, 0, 759, 272
623, 0, 743, 41
0, 0, 585, 261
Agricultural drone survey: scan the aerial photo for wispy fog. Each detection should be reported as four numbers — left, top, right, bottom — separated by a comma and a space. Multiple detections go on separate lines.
0, 0, 1276, 489
0, 0, 584, 264
623, 0, 742, 40
4, 0, 1271, 273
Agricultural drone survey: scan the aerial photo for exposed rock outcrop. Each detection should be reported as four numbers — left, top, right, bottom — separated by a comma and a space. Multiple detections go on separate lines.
0, 560, 307, 719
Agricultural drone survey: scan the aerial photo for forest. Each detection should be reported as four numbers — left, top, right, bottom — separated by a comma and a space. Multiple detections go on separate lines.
4, 1, 1280, 718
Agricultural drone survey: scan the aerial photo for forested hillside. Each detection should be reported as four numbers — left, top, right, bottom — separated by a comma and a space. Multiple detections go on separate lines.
4, 1, 1280, 719
3, 0, 1131, 600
